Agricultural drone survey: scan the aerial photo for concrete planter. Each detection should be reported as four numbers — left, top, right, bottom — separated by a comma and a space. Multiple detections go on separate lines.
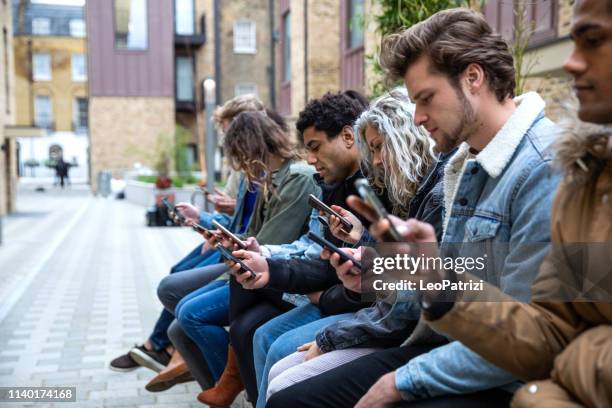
124, 179, 199, 207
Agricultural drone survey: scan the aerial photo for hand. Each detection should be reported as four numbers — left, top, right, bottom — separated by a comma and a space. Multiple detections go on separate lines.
306, 291, 323, 304
200, 241, 210, 254
244, 236, 262, 254
206, 229, 222, 248
297, 341, 323, 362
321, 247, 362, 292
328, 205, 364, 244
175, 202, 200, 225
206, 188, 236, 215
355, 372, 402, 408
228, 250, 269, 289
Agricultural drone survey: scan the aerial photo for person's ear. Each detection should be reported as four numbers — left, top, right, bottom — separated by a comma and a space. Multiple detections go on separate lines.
464, 63, 485, 94
341, 126, 356, 148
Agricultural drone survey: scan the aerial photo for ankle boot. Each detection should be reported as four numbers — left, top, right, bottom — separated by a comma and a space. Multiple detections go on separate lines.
197, 345, 244, 407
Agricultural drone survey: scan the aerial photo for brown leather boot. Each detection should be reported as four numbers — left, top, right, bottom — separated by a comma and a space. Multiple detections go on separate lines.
146, 350, 193, 392
197, 345, 244, 407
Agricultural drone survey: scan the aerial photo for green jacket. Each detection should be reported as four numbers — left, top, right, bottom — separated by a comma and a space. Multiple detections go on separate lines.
247, 159, 319, 245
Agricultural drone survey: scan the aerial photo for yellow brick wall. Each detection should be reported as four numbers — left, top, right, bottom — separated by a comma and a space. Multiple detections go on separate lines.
13, 36, 87, 132
1, 0, 17, 214
89, 97, 175, 191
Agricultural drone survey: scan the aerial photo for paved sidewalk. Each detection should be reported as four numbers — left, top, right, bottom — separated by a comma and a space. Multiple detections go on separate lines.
0, 183, 247, 407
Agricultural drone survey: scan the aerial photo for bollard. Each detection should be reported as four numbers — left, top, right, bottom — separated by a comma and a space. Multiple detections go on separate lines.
97, 171, 112, 197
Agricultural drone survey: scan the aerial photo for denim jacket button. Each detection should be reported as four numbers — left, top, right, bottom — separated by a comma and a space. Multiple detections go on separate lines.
459, 198, 468, 206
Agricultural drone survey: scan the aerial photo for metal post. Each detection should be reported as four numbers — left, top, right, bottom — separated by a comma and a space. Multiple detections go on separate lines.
203, 78, 217, 213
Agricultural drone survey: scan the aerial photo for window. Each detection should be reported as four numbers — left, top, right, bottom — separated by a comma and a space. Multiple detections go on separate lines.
233, 19, 256, 54
32, 53, 52, 81
347, 0, 364, 49
3, 28, 9, 114
114, 0, 148, 50
34, 95, 53, 128
175, 0, 195, 35
176, 56, 194, 101
234, 82, 257, 97
32, 18, 51, 35
69, 19, 86, 37
71, 54, 87, 81
73, 98, 88, 132
282, 12, 291, 82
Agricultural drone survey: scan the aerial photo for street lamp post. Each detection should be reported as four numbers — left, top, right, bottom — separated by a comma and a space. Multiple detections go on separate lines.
203, 78, 217, 213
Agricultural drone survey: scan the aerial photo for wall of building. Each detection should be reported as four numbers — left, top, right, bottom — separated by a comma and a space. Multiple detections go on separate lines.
1, 0, 17, 214
89, 97, 175, 191
13, 36, 87, 131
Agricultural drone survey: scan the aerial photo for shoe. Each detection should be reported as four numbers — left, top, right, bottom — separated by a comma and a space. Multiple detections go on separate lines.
197, 345, 244, 407
145, 350, 194, 392
129, 344, 172, 373
109, 350, 140, 372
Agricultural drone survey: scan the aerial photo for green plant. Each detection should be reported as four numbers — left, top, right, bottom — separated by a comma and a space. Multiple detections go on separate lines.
512, 1, 538, 96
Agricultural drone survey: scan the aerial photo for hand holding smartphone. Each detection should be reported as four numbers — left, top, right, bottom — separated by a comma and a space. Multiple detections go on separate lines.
307, 232, 362, 272
353, 179, 403, 242
211, 220, 247, 249
308, 195, 353, 233
162, 197, 186, 224
216, 245, 256, 279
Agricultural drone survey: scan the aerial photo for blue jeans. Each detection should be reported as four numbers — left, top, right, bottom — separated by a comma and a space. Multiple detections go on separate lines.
253, 304, 353, 408
148, 244, 221, 350
176, 280, 230, 381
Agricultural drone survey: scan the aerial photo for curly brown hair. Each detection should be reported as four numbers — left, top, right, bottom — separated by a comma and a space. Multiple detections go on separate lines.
223, 111, 298, 194
379, 8, 515, 102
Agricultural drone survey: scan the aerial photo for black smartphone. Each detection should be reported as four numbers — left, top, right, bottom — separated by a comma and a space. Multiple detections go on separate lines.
307, 232, 362, 272
211, 220, 247, 249
191, 222, 210, 235
216, 245, 256, 279
354, 179, 403, 242
308, 194, 353, 232
161, 197, 185, 224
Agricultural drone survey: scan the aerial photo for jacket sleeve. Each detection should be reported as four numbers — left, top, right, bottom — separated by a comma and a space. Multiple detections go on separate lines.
266, 258, 339, 294
425, 187, 586, 381
199, 211, 232, 230
315, 297, 420, 352
263, 209, 320, 259
394, 341, 519, 401
255, 172, 320, 245
317, 285, 370, 316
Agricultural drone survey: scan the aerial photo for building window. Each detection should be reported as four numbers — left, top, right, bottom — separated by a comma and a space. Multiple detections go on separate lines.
234, 82, 257, 97
3, 27, 9, 114
282, 12, 291, 82
176, 56, 194, 101
347, 0, 364, 49
71, 54, 87, 81
32, 18, 51, 35
73, 98, 88, 132
114, 0, 148, 50
175, 0, 195, 35
32, 53, 52, 81
233, 19, 256, 54
35, 95, 53, 129
69, 19, 86, 37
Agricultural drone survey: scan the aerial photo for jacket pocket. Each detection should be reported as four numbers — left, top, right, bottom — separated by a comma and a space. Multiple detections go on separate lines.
465, 217, 501, 242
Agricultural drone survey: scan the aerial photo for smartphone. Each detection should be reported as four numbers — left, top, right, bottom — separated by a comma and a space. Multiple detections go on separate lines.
307, 232, 362, 271
191, 222, 210, 235
211, 220, 247, 249
308, 194, 353, 232
354, 179, 403, 242
216, 245, 256, 279
161, 197, 185, 224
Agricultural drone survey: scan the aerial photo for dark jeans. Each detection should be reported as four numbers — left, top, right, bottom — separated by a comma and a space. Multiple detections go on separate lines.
266, 345, 513, 408
229, 277, 293, 402
148, 244, 221, 350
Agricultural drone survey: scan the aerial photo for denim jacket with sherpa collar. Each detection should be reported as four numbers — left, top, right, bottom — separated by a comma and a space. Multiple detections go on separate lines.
394, 92, 563, 402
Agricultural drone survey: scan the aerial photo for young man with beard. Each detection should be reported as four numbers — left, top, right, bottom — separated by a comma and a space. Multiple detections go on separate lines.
378, 1, 612, 407
267, 8, 561, 408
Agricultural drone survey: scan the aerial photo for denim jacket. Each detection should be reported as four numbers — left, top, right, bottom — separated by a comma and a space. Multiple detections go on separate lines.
394, 92, 562, 401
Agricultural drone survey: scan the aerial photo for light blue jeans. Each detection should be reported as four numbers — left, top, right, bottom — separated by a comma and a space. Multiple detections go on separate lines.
252, 304, 352, 408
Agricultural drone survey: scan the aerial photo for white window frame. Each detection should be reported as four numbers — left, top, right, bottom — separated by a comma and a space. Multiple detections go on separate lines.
71, 54, 87, 81
32, 53, 52, 81
234, 82, 257, 97
32, 17, 51, 35
233, 19, 256, 54
34, 95, 53, 128
69, 19, 86, 38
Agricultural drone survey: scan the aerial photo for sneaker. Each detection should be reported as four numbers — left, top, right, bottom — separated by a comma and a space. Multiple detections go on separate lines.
129, 344, 172, 373
109, 349, 140, 372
